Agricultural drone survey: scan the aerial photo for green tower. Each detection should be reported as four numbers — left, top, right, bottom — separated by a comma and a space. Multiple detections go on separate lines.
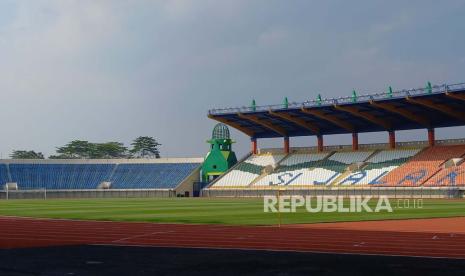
202, 123, 237, 182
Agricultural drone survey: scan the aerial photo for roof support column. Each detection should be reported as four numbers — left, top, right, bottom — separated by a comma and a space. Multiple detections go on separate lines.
352, 133, 359, 151
284, 137, 290, 154
317, 135, 324, 152
389, 131, 396, 149
428, 128, 435, 147
251, 138, 258, 154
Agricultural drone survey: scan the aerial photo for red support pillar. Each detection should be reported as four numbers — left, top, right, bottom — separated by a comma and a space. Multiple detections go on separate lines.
317, 135, 324, 152
284, 137, 290, 154
352, 132, 359, 151
389, 131, 396, 149
428, 128, 435, 147
251, 138, 258, 154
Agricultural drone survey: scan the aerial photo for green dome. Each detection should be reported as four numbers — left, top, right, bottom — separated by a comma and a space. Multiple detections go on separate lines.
212, 123, 230, 140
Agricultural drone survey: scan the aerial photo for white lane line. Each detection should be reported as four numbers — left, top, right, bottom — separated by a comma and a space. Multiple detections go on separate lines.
112, 231, 175, 243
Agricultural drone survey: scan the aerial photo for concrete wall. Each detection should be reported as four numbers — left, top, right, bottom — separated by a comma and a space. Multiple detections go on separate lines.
0, 187, 462, 200
174, 167, 201, 197
0, 189, 174, 200
202, 187, 464, 199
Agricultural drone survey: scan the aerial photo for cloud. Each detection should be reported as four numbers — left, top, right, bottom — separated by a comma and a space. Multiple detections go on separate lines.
0, 1, 464, 158
258, 27, 289, 46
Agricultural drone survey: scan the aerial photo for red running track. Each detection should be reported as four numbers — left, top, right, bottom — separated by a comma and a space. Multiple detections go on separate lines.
1, 216, 465, 259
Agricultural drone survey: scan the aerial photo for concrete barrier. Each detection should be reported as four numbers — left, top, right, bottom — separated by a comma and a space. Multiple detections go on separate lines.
201, 187, 464, 199
0, 189, 174, 200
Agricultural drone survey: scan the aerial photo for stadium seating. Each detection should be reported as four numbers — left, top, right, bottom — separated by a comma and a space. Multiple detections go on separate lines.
211, 145, 465, 188
110, 163, 200, 189
212, 154, 285, 187
3, 162, 200, 190
423, 166, 465, 186
9, 164, 115, 189
249, 151, 374, 187
380, 145, 465, 186
4, 145, 465, 191
0, 164, 9, 187
289, 151, 374, 186
253, 152, 330, 186
337, 149, 422, 185
423, 158, 465, 186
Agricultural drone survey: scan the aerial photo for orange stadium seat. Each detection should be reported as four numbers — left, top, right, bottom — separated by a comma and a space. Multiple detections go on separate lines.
380, 145, 465, 186
424, 161, 465, 186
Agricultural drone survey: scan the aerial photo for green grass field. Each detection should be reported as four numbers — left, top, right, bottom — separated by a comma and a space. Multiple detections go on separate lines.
0, 198, 464, 225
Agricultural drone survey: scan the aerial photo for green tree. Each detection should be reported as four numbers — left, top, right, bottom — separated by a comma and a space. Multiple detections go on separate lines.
56, 140, 94, 159
52, 140, 128, 159
10, 150, 44, 159
130, 136, 161, 158
93, 142, 128, 159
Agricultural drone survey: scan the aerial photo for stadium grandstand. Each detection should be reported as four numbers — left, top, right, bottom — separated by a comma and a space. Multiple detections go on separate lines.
204, 82, 465, 198
0, 158, 202, 199
2, 82, 465, 199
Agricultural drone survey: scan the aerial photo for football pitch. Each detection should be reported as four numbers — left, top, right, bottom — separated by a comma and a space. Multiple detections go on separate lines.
0, 198, 464, 225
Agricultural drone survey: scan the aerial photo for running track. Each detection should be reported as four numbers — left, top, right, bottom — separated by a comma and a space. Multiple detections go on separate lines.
1, 216, 465, 259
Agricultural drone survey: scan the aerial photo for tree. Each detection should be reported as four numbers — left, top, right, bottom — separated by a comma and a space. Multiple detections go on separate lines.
130, 136, 161, 158
53, 140, 129, 159
10, 150, 44, 159
93, 142, 128, 159
56, 140, 95, 159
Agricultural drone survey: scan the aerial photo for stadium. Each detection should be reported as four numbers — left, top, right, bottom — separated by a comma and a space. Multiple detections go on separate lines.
2, 82, 465, 199
2, 81, 465, 275
2, 2, 465, 275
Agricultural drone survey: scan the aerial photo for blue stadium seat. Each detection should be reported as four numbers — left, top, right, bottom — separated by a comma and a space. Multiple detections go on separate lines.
110, 163, 200, 189
6, 162, 200, 190
0, 164, 9, 186
9, 164, 115, 190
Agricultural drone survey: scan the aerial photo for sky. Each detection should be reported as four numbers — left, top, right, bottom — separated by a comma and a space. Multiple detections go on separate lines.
0, 0, 464, 158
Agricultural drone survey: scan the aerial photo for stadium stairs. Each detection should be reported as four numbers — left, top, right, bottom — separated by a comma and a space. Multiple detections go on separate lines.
247, 153, 294, 187
423, 154, 465, 187
337, 148, 423, 186
210, 153, 286, 188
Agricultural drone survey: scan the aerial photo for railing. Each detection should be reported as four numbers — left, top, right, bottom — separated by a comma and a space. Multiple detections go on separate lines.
258, 138, 465, 153
208, 82, 465, 115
